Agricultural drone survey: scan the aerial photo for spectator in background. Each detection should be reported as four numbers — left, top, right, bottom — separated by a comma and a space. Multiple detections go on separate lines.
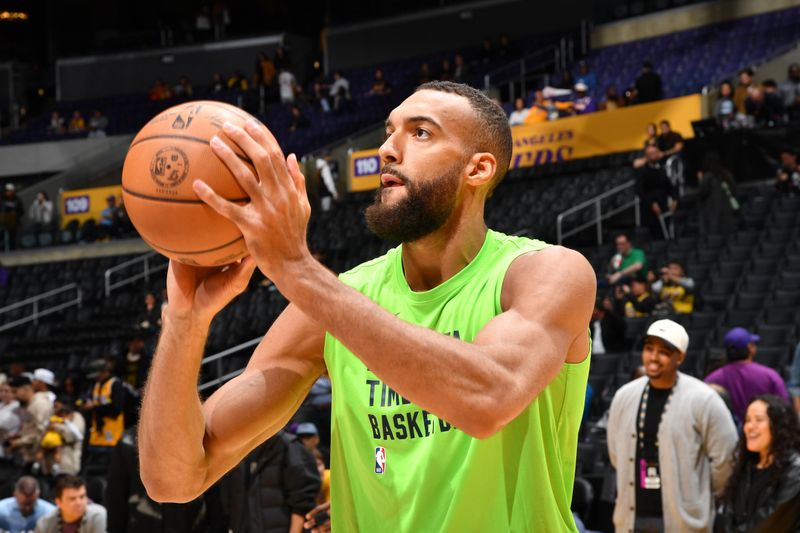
508, 97, 529, 126
312, 448, 330, 505
87, 110, 108, 138
47, 112, 65, 135
256, 52, 276, 88
32, 368, 56, 405
716, 80, 736, 126
775, 148, 800, 196
328, 70, 351, 113
136, 292, 161, 339
634, 61, 663, 103
633, 123, 659, 168
416, 62, 433, 85
745, 83, 784, 126
48, 397, 85, 476
35, 475, 107, 533
452, 54, 469, 84
273, 45, 290, 71
0, 381, 21, 455
173, 75, 193, 98
227, 70, 249, 92
368, 67, 392, 96
1, 183, 25, 249
599, 86, 626, 111
29, 191, 54, 230
277, 68, 295, 104
697, 152, 739, 234
607, 320, 737, 533
0, 476, 55, 533
636, 145, 678, 238
315, 152, 339, 212
575, 61, 596, 93
119, 334, 151, 394
590, 295, 628, 355
733, 68, 754, 114
656, 120, 684, 158
524, 90, 553, 123
8, 375, 53, 471
704, 328, 789, 424
719, 395, 800, 533
606, 233, 647, 285
780, 63, 800, 120
209, 72, 225, 94
295, 423, 321, 454
81, 359, 125, 449
438, 58, 453, 82
652, 262, 694, 314
572, 83, 595, 114
618, 276, 656, 318
98, 194, 120, 240
288, 105, 310, 132
226, 430, 320, 533
148, 80, 172, 101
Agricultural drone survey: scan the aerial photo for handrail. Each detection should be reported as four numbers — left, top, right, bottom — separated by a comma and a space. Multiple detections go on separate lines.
556, 180, 640, 245
483, 45, 561, 103
198, 336, 264, 392
0, 283, 82, 332
105, 252, 168, 297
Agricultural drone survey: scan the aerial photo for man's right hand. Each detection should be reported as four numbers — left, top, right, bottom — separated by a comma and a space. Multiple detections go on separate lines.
304, 502, 331, 533
165, 257, 256, 325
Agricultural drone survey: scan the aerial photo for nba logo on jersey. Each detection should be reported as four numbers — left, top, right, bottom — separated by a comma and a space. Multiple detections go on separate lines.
374, 447, 386, 474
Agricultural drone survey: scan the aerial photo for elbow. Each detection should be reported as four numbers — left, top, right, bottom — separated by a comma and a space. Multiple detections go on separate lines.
457, 395, 517, 440
141, 474, 204, 504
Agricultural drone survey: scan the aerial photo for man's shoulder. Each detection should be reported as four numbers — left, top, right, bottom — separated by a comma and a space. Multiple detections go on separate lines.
338, 246, 398, 288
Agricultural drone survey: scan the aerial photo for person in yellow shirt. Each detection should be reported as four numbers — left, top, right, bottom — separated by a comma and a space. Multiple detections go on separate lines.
652, 262, 695, 314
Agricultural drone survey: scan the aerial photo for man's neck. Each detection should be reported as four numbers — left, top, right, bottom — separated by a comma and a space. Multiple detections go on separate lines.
649, 374, 677, 389
401, 206, 487, 292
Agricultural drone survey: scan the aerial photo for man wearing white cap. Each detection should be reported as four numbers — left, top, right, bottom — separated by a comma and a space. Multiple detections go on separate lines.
32, 369, 57, 405
607, 319, 737, 533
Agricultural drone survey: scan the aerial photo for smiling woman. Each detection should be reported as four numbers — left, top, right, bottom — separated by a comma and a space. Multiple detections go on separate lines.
720, 395, 800, 533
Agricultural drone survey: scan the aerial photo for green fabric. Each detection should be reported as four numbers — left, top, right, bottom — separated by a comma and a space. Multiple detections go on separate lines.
619, 247, 647, 273
323, 230, 591, 532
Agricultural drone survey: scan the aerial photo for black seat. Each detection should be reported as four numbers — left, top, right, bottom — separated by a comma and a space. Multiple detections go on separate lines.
756, 325, 791, 348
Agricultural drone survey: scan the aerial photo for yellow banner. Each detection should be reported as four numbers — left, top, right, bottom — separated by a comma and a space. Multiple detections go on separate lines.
349, 148, 382, 192
60, 185, 122, 228
347, 94, 701, 190
510, 94, 701, 168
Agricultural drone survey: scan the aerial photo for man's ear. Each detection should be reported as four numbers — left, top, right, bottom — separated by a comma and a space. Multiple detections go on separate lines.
466, 152, 497, 188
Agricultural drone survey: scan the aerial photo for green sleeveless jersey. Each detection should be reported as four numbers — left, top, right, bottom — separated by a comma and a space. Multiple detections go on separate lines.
323, 230, 590, 532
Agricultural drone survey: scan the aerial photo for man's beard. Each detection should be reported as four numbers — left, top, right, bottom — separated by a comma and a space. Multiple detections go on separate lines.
364, 163, 461, 243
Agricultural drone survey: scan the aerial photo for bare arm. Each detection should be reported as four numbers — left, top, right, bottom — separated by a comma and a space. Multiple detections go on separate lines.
193, 120, 596, 440
139, 259, 326, 503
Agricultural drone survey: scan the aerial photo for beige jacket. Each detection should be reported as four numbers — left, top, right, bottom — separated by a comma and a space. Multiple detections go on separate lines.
607, 373, 737, 533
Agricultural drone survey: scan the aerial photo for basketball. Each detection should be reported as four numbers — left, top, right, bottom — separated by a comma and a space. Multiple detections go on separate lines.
121, 100, 257, 266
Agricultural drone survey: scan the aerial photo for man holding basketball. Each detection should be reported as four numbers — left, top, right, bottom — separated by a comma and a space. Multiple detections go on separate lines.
139, 81, 595, 531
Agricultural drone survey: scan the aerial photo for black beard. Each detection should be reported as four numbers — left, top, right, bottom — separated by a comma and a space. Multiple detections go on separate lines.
364, 165, 461, 243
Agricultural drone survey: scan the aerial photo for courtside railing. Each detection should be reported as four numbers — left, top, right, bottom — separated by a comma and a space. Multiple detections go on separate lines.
556, 180, 640, 245
0, 283, 82, 332
198, 336, 263, 392
104, 252, 168, 297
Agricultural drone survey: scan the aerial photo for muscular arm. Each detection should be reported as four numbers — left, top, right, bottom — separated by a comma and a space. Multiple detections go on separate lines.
278, 245, 595, 439
139, 301, 326, 503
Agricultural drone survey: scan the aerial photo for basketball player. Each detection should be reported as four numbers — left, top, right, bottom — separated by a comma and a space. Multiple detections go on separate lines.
139, 81, 596, 531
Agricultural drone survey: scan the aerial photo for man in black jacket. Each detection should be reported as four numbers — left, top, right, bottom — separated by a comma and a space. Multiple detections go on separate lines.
226, 430, 321, 533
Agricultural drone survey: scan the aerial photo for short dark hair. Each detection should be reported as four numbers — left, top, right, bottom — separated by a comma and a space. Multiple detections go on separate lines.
54, 474, 85, 500
660, 119, 671, 127
415, 81, 513, 191
15, 476, 39, 496
738, 67, 754, 77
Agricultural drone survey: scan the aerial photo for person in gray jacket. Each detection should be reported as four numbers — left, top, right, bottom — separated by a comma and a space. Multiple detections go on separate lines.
608, 319, 737, 533
35, 474, 107, 533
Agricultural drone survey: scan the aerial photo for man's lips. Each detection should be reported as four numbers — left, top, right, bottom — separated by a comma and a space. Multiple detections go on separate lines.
380, 174, 404, 187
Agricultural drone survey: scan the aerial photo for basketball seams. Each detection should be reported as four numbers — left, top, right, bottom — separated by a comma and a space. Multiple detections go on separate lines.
121, 186, 249, 204
128, 134, 255, 166
142, 234, 246, 255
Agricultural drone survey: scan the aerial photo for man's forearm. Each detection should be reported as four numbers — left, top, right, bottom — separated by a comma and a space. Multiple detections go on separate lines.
138, 314, 210, 501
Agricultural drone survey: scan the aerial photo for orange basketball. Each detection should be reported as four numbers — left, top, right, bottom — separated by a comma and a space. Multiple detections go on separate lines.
121, 100, 257, 266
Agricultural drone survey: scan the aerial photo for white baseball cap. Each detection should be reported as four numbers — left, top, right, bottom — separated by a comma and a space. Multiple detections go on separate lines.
33, 368, 56, 387
645, 319, 689, 354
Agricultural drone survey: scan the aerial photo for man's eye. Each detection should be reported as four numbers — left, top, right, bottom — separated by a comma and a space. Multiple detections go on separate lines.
415, 128, 430, 139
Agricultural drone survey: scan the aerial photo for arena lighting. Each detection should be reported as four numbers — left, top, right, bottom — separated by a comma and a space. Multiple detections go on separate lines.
0, 11, 28, 21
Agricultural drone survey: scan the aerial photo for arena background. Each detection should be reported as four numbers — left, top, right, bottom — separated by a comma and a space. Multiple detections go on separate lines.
0, 0, 799, 531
